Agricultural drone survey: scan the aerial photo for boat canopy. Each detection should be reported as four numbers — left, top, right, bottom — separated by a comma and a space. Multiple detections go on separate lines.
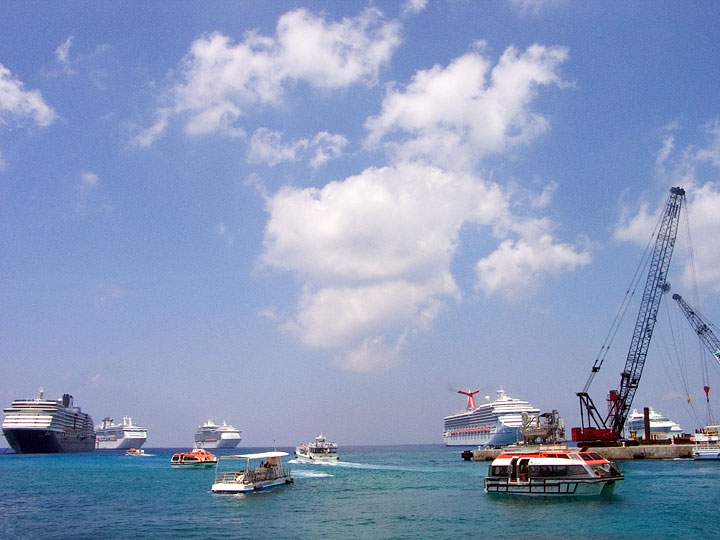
222, 451, 289, 460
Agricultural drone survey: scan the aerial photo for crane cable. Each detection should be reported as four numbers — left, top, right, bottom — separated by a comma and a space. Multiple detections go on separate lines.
582, 201, 663, 393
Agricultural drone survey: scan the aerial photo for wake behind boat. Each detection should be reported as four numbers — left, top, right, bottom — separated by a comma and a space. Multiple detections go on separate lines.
295, 433, 339, 463
484, 445, 623, 496
211, 451, 294, 493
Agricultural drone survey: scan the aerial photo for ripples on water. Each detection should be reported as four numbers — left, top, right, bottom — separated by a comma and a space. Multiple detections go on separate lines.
1, 446, 717, 539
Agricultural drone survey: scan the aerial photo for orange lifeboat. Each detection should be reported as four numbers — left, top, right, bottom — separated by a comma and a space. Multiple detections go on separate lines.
170, 446, 217, 468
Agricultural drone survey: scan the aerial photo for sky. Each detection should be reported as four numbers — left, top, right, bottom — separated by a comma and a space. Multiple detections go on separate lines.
2, 0, 720, 447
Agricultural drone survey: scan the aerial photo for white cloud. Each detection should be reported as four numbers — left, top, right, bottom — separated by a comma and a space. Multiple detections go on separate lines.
247, 128, 348, 168
215, 222, 233, 246
262, 162, 586, 369
475, 233, 590, 299
402, 0, 428, 16
0, 63, 57, 127
364, 44, 569, 169
55, 36, 76, 75
81, 171, 99, 187
510, 0, 567, 16
616, 120, 720, 294
134, 7, 401, 146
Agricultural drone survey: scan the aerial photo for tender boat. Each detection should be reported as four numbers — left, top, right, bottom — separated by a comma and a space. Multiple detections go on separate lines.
295, 433, 339, 462
693, 425, 720, 460
170, 446, 217, 468
211, 451, 293, 493
484, 445, 623, 496
125, 447, 145, 456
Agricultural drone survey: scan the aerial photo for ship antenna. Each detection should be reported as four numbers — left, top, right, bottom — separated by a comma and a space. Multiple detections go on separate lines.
458, 389, 480, 408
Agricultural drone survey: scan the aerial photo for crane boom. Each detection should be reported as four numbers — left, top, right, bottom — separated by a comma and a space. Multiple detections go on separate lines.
573, 186, 685, 443
672, 294, 720, 364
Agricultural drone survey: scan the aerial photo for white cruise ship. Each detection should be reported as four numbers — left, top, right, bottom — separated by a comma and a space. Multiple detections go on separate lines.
2, 388, 95, 453
625, 407, 683, 440
194, 419, 242, 449
95, 416, 148, 450
443, 388, 540, 447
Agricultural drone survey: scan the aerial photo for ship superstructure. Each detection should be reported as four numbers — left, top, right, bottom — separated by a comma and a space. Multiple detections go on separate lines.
194, 419, 242, 449
95, 416, 148, 449
2, 388, 95, 453
443, 388, 540, 447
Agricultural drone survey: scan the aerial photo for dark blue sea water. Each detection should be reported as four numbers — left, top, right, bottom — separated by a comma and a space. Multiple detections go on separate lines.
0, 445, 716, 539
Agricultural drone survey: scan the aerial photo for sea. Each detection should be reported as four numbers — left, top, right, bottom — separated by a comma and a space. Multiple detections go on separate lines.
0, 444, 716, 539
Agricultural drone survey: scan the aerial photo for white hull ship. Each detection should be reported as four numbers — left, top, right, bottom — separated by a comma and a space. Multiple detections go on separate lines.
212, 451, 293, 493
484, 445, 623, 496
625, 407, 683, 440
194, 419, 242, 449
295, 433, 339, 462
95, 416, 148, 450
443, 388, 540, 447
2, 388, 95, 453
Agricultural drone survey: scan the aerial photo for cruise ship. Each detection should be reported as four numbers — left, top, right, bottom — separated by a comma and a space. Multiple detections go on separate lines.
194, 419, 242, 449
625, 407, 683, 440
95, 416, 148, 450
2, 388, 95, 453
443, 388, 540, 447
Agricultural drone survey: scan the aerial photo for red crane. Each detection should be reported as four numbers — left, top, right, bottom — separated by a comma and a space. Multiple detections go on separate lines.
572, 187, 686, 444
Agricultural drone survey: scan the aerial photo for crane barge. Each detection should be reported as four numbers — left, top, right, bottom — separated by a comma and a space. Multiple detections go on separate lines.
572, 186, 686, 444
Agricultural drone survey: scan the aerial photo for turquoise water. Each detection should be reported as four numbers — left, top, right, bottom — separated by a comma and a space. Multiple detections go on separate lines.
0, 445, 716, 539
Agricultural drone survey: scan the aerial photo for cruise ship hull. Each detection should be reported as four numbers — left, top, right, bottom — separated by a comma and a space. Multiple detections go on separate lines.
3, 428, 95, 453
196, 438, 240, 449
96, 435, 147, 450
443, 423, 519, 447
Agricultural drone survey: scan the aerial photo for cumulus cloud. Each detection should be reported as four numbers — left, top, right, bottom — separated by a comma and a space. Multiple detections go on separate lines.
402, 0, 428, 16
0, 63, 57, 127
261, 161, 586, 369
133, 7, 401, 146
247, 128, 348, 168
615, 120, 720, 294
475, 232, 590, 299
364, 44, 569, 169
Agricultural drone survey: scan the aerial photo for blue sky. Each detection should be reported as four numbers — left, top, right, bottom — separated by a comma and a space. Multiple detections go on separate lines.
2, 0, 720, 447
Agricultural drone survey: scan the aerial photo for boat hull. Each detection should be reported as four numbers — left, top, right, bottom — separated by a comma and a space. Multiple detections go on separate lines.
484, 478, 620, 496
196, 438, 241, 449
443, 423, 518, 447
170, 462, 215, 469
693, 447, 720, 460
211, 476, 294, 493
96, 435, 147, 450
2, 428, 95, 454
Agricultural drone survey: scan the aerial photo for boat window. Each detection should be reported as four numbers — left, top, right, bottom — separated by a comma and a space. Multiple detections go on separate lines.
528, 464, 589, 477
579, 453, 594, 461
491, 466, 508, 476
590, 452, 604, 460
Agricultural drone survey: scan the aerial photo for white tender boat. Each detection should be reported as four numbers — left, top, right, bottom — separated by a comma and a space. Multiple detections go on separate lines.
484, 445, 623, 496
692, 424, 720, 460
211, 451, 293, 493
295, 433, 339, 462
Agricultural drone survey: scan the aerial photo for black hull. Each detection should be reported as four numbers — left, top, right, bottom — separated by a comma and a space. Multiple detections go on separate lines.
2, 428, 95, 453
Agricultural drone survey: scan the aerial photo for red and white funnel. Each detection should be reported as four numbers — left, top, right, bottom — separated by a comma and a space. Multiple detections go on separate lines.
458, 389, 479, 409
